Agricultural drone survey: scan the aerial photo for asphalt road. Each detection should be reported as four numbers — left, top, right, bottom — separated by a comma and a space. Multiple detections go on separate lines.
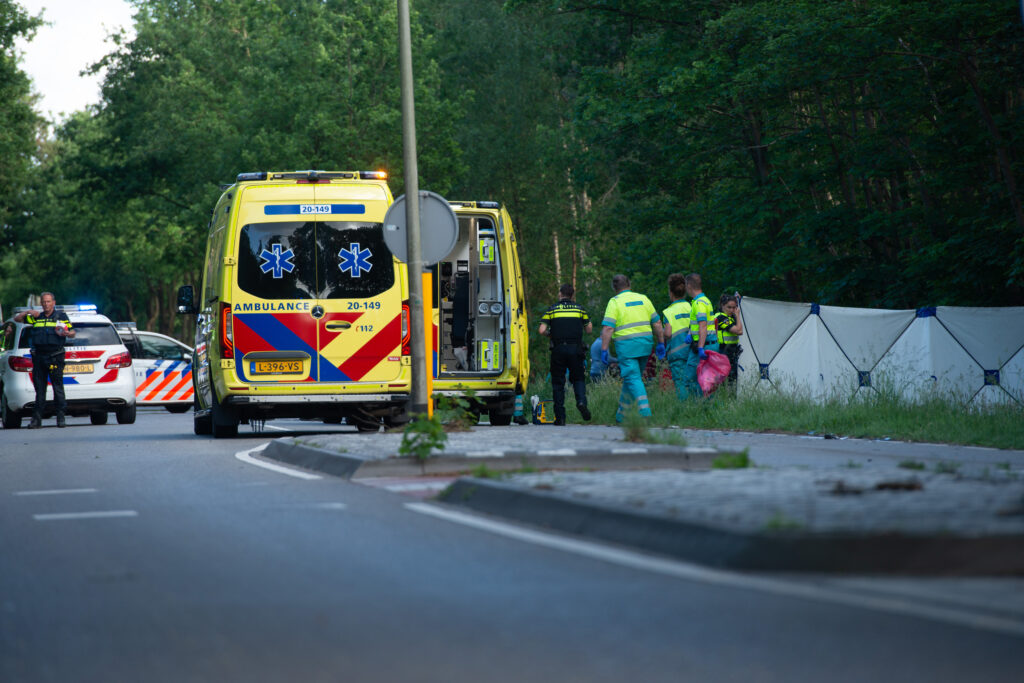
1, 411, 1021, 682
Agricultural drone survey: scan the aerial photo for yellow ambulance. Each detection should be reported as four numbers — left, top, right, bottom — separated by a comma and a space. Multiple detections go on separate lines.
177, 170, 411, 437
177, 172, 529, 437
430, 201, 530, 424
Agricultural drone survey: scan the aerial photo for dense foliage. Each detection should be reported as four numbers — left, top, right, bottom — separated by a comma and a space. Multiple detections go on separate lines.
1, 0, 1022, 371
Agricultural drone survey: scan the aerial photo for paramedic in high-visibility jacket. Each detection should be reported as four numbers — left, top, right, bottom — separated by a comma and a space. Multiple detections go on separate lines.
682, 273, 718, 399
14, 292, 76, 428
662, 273, 692, 400
600, 274, 665, 422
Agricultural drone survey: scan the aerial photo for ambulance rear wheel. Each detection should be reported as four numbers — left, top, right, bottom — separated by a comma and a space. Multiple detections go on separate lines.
488, 410, 513, 426
383, 412, 410, 429
89, 410, 108, 426
194, 412, 212, 435
351, 416, 381, 433
211, 397, 238, 438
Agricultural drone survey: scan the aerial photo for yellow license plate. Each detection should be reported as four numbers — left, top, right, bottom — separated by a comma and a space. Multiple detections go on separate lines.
253, 360, 303, 374
65, 364, 94, 374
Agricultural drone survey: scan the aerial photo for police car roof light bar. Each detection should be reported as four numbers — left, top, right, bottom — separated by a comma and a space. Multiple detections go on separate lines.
236, 171, 268, 182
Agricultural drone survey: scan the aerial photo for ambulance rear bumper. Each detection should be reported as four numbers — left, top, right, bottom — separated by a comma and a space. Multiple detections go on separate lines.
225, 394, 408, 405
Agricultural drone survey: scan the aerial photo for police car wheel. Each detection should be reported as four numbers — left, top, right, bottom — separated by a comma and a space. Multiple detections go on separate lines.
116, 403, 137, 425
89, 411, 108, 426
1, 391, 22, 429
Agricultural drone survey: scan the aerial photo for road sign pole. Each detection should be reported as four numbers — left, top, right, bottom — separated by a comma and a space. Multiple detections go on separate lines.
398, 0, 428, 416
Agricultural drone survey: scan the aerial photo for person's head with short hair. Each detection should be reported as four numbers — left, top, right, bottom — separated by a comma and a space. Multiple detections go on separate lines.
559, 283, 575, 300
684, 273, 702, 297
720, 292, 738, 316
40, 292, 55, 314
668, 273, 687, 300
611, 274, 630, 293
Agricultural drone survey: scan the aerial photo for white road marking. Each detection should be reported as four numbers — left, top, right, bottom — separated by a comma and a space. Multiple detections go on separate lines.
34, 510, 138, 521
264, 424, 290, 432
234, 444, 322, 480
14, 488, 97, 496
405, 502, 1024, 638
385, 482, 450, 493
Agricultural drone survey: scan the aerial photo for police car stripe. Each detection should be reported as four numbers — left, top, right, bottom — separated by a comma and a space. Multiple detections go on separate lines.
143, 373, 178, 401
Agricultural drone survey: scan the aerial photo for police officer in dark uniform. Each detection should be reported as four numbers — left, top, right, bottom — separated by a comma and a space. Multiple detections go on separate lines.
539, 284, 592, 425
14, 292, 76, 428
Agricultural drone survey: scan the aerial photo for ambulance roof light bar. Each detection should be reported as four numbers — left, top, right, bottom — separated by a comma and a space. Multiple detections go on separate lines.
447, 200, 500, 209
235, 170, 389, 183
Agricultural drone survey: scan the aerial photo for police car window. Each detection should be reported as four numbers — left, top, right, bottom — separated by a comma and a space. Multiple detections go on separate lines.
319, 222, 394, 299
66, 323, 122, 346
237, 222, 318, 300
142, 337, 185, 361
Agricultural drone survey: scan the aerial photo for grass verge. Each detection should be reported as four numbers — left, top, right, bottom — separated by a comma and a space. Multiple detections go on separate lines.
569, 377, 1024, 450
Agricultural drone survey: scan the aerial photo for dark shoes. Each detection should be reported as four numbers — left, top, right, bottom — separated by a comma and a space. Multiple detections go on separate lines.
513, 414, 529, 425
554, 417, 566, 426
577, 403, 591, 421
56, 414, 66, 428
28, 419, 42, 429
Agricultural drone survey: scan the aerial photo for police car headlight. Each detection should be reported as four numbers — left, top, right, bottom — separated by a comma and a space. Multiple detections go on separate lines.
478, 303, 490, 315
490, 303, 503, 315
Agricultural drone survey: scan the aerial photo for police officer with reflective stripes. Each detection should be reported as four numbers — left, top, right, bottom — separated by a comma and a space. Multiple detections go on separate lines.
662, 273, 692, 400
600, 274, 665, 422
539, 284, 592, 425
14, 292, 76, 428
682, 274, 718, 399
715, 292, 743, 396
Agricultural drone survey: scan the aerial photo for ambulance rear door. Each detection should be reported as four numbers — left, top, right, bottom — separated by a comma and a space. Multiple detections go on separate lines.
311, 182, 404, 384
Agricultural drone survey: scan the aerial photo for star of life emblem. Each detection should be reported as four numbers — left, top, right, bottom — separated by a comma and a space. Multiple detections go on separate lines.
259, 244, 296, 279
338, 243, 373, 278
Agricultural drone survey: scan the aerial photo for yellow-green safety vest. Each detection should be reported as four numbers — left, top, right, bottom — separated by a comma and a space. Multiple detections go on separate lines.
662, 299, 692, 357
688, 294, 716, 343
602, 290, 657, 341
716, 313, 739, 345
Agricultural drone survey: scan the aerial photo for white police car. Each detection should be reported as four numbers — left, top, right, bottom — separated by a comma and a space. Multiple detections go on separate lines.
115, 323, 194, 413
0, 305, 137, 428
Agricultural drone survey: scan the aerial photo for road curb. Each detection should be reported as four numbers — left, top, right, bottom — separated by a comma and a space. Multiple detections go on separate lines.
438, 477, 1024, 575
262, 439, 368, 479
259, 437, 719, 478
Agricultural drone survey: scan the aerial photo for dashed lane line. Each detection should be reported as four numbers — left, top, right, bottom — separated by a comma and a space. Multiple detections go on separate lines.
405, 502, 1024, 639
33, 510, 138, 521
14, 488, 98, 496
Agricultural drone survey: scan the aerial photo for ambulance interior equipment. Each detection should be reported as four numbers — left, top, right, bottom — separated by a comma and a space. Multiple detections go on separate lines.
433, 210, 506, 377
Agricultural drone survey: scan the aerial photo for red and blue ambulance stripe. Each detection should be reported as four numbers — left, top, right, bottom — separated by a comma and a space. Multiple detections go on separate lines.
232, 311, 401, 382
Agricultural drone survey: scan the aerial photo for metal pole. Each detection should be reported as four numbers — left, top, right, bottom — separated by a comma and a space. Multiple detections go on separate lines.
398, 0, 428, 415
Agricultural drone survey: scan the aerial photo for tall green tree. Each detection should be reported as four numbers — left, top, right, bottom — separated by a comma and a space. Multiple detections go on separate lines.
10, 0, 464, 335
508, 0, 1024, 307
0, 0, 44, 308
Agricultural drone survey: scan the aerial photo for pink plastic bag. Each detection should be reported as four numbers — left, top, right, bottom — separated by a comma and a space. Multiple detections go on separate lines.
697, 350, 731, 396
